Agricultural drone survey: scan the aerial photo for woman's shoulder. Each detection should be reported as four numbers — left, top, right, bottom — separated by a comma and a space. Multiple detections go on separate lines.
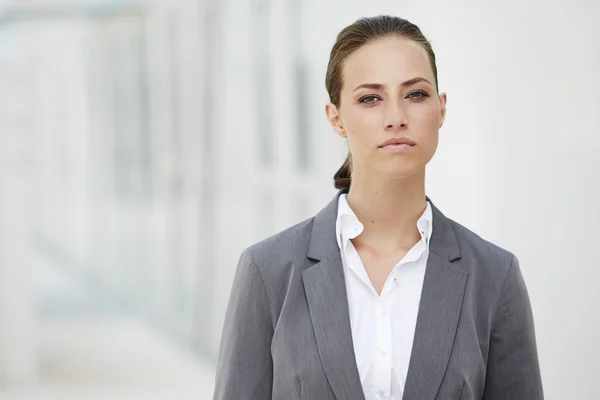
446, 217, 520, 285
450, 218, 514, 259
244, 216, 315, 270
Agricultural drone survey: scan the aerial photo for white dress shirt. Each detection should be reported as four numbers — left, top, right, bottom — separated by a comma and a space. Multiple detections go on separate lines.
335, 194, 433, 400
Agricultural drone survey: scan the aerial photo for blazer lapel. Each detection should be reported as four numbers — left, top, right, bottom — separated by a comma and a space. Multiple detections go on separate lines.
303, 192, 468, 400
402, 200, 469, 400
303, 191, 366, 400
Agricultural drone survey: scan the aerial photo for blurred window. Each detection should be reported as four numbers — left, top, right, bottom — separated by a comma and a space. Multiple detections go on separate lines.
253, 0, 273, 167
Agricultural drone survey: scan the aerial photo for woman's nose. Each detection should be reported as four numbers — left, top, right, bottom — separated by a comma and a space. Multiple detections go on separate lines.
384, 101, 408, 130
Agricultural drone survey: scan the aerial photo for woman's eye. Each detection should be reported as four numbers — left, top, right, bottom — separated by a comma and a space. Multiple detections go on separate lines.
407, 90, 429, 99
359, 95, 381, 104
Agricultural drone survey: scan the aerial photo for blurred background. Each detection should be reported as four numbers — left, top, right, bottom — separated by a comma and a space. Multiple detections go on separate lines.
0, 0, 599, 399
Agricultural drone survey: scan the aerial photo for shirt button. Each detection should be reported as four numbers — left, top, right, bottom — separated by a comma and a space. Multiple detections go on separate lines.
380, 348, 388, 356
378, 388, 385, 396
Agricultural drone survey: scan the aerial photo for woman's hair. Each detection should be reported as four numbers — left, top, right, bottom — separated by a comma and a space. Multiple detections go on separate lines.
326, 15, 439, 190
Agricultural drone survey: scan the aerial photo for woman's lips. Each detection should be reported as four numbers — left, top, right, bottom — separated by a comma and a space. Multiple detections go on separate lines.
379, 143, 415, 152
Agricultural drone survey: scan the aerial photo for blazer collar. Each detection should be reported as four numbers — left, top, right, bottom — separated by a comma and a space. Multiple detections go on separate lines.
308, 189, 461, 262
304, 189, 467, 400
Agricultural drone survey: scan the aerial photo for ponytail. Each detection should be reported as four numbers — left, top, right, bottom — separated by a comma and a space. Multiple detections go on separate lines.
333, 153, 352, 190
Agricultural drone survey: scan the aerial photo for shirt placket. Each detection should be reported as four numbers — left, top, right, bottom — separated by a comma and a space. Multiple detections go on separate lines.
371, 295, 393, 398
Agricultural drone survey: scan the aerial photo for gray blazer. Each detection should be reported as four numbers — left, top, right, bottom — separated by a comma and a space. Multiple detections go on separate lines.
214, 191, 543, 400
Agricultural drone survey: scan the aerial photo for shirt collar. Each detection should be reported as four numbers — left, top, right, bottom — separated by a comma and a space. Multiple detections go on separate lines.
335, 194, 364, 250
335, 193, 433, 250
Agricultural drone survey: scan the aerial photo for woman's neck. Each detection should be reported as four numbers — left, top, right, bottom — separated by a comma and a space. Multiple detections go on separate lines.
346, 168, 427, 252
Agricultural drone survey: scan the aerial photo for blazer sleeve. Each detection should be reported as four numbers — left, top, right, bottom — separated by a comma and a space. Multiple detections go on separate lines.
213, 249, 274, 400
482, 255, 544, 400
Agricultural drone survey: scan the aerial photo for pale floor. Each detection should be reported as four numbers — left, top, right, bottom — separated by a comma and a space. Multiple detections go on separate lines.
0, 253, 216, 400
0, 316, 216, 400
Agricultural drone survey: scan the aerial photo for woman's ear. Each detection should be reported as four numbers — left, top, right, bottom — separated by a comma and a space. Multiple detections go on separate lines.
438, 92, 447, 128
325, 103, 347, 138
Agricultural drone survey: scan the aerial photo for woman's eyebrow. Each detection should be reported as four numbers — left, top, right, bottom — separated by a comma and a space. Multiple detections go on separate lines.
401, 76, 432, 87
353, 83, 384, 92
352, 77, 432, 92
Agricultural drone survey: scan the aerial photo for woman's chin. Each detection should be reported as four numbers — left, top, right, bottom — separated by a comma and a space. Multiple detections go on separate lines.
377, 164, 426, 181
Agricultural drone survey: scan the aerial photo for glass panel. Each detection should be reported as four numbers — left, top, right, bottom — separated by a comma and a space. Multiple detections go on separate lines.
253, 0, 273, 166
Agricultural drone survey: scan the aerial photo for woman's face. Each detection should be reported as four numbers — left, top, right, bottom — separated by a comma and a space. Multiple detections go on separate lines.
326, 36, 447, 180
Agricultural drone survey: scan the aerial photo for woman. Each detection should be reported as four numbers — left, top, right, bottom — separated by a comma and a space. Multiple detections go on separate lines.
213, 15, 543, 400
